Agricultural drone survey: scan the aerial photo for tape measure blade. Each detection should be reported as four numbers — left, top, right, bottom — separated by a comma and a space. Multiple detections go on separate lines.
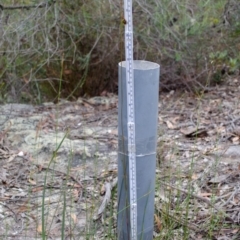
124, 0, 137, 239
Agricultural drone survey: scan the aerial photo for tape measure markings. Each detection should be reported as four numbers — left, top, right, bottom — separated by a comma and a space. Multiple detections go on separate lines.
124, 0, 137, 239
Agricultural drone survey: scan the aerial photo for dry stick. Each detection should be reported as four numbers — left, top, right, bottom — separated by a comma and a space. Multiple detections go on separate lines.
0, 202, 18, 221
17, 148, 83, 196
93, 177, 118, 221
92, 176, 235, 234
1, 1, 55, 10
219, 186, 240, 208
94, 177, 201, 233
155, 207, 200, 233
159, 180, 235, 223
0, 121, 12, 146
37, 164, 83, 188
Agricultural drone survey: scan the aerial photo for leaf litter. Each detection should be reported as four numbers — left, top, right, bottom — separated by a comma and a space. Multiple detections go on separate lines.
0, 81, 239, 239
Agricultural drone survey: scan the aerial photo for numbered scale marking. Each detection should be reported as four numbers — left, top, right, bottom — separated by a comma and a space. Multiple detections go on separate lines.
124, 0, 137, 239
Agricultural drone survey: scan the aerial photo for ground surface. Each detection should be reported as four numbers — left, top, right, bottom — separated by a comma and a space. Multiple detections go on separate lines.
0, 78, 240, 239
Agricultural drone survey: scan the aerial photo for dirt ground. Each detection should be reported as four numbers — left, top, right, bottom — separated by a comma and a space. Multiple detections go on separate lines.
0, 77, 240, 239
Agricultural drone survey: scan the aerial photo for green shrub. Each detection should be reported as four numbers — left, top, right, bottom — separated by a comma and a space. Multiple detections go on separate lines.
0, 0, 239, 102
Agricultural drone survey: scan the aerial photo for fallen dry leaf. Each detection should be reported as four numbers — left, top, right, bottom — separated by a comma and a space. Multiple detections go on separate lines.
230, 136, 239, 144
166, 120, 176, 129
191, 173, 198, 180
31, 186, 43, 192
71, 213, 77, 224
154, 214, 162, 232
28, 178, 36, 185
180, 127, 208, 138
72, 189, 79, 202
37, 224, 42, 234
199, 192, 212, 197
100, 184, 106, 196
17, 204, 30, 213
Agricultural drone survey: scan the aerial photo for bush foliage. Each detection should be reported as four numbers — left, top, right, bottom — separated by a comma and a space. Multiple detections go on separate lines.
0, 0, 240, 103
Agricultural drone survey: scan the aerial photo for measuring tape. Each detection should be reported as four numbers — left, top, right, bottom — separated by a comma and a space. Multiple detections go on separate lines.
123, 0, 137, 239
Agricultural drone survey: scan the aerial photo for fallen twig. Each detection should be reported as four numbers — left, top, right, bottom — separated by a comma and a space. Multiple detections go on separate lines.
93, 177, 118, 221
159, 180, 235, 224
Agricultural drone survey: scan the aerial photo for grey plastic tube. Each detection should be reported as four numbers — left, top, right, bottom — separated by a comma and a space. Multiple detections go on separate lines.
118, 60, 160, 240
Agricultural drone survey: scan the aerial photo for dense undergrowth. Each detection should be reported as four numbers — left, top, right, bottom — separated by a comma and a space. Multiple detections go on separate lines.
0, 0, 240, 103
